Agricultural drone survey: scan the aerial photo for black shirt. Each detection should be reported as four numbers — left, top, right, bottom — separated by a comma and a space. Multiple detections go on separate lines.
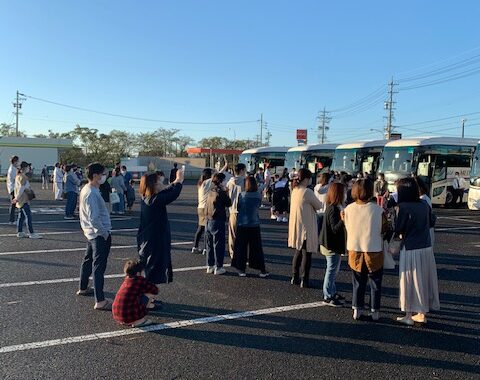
319, 204, 346, 254
395, 201, 434, 250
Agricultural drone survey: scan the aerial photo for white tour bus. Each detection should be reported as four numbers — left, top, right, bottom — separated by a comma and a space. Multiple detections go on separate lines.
468, 141, 480, 210
331, 140, 388, 176
239, 146, 290, 175
285, 143, 339, 174
379, 137, 478, 206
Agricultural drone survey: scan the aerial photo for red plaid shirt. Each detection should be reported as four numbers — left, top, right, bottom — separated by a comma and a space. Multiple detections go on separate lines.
112, 275, 158, 324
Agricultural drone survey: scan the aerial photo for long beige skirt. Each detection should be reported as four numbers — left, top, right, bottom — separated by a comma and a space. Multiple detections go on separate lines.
399, 246, 440, 314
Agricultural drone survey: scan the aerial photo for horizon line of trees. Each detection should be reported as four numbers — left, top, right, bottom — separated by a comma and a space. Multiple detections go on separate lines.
0, 122, 263, 167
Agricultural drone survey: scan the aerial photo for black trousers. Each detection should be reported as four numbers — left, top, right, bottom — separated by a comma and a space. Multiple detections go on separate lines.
352, 263, 383, 311
452, 188, 464, 205
232, 225, 266, 272
9, 191, 15, 223
194, 225, 205, 248
292, 241, 312, 280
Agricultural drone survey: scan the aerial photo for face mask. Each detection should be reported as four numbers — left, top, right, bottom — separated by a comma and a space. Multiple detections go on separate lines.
99, 174, 107, 185
121, 170, 126, 175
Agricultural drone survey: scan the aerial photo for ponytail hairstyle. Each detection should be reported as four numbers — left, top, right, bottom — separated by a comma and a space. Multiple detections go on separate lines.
292, 168, 312, 188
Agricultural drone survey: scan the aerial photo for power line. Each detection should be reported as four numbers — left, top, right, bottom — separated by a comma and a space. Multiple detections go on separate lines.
399, 66, 480, 91
397, 110, 480, 127
23, 94, 258, 125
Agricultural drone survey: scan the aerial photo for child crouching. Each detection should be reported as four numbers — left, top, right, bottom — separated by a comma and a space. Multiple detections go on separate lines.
112, 259, 158, 327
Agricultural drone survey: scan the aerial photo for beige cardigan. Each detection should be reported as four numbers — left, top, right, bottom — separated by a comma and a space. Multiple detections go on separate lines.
288, 186, 322, 252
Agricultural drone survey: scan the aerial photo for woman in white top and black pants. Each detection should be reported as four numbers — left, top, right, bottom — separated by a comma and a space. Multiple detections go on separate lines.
343, 178, 386, 321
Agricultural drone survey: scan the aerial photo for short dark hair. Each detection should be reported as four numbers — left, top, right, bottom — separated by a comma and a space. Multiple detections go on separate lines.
10, 156, 19, 164
198, 168, 213, 186
86, 163, 105, 180
234, 163, 246, 175
245, 176, 258, 192
414, 176, 429, 196
351, 178, 374, 203
173, 163, 178, 168
292, 168, 312, 188
124, 259, 144, 276
397, 177, 420, 203
121, 165, 127, 170
212, 173, 226, 187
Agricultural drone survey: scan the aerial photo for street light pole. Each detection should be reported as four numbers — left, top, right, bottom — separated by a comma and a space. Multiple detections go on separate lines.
461, 118, 466, 138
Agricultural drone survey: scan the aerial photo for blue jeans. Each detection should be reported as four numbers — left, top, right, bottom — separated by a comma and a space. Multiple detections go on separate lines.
112, 195, 125, 213
65, 191, 78, 217
79, 235, 111, 303
17, 203, 34, 234
323, 254, 341, 299
206, 219, 226, 268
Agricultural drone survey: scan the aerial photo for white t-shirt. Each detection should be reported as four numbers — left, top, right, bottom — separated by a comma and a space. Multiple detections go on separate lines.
313, 184, 329, 214
6, 164, 16, 194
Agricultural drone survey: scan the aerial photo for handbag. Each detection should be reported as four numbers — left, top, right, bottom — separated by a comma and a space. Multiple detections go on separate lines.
25, 188, 36, 201
388, 236, 403, 255
109, 192, 120, 204
383, 241, 396, 269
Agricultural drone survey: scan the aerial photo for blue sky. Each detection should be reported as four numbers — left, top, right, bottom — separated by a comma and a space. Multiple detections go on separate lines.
1, 0, 480, 146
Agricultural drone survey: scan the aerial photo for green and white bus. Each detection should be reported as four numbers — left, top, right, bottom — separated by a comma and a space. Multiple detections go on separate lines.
285, 143, 339, 174
331, 140, 388, 176
239, 146, 290, 175
379, 137, 478, 206
468, 141, 480, 210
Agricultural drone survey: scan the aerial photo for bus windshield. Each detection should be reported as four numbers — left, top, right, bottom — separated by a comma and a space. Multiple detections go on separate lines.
331, 149, 357, 173
239, 153, 256, 172
381, 147, 414, 174
285, 151, 303, 171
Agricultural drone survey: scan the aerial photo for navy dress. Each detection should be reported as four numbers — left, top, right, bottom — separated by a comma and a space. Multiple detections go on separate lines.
137, 183, 182, 284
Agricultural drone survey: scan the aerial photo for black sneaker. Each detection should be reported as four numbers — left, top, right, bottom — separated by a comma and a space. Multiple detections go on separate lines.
334, 294, 346, 304
322, 298, 343, 307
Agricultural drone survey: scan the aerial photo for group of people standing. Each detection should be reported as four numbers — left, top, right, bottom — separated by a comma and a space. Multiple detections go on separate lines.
288, 168, 439, 325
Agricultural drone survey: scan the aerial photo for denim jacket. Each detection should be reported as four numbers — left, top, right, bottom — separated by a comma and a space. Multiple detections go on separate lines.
237, 191, 261, 227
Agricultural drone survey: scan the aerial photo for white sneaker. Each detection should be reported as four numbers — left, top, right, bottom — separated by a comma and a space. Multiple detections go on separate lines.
214, 267, 226, 275
282, 217, 288, 223
238, 271, 247, 277
276, 216, 282, 222
353, 309, 363, 320
270, 215, 277, 220
17, 232, 28, 238
206, 266, 215, 274
202, 249, 207, 255
259, 272, 270, 278
29, 233, 43, 239
370, 311, 380, 321
8, 221, 16, 226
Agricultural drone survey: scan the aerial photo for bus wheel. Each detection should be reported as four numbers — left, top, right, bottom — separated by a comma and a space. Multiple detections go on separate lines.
445, 189, 454, 207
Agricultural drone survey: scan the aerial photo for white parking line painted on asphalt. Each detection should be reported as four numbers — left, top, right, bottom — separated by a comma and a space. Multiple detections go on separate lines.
436, 226, 480, 231
0, 241, 193, 256
0, 262, 226, 288
438, 216, 480, 224
0, 217, 132, 225
0, 301, 324, 354
0, 228, 138, 237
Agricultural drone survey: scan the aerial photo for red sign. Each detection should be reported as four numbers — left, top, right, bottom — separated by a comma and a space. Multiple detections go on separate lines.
296, 129, 307, 140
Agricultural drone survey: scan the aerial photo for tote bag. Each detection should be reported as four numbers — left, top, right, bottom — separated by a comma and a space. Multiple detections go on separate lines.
110, 192, 120, 204
383, 241, 396, 269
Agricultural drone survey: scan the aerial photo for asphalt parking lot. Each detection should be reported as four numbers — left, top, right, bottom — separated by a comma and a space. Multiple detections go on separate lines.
0, 183, 479, 379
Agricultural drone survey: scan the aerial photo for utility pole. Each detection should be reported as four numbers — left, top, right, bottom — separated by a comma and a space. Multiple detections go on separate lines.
259, 113, 263, 146
317, 107, 331, 143
265, 126, 272, 146
13, 91, 26, 137
384, 78, 398, 140
461, 118, 466, 138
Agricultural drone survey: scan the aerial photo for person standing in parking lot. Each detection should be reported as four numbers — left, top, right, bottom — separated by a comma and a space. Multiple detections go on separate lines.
6, 155, 19, 225
65, 164, 81, 219
77, 163, 112, 311
41, 165, 49, 190
53, 163, 64, 200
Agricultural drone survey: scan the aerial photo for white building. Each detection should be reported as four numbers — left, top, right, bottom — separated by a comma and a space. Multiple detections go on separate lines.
0, 137, 73, 175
